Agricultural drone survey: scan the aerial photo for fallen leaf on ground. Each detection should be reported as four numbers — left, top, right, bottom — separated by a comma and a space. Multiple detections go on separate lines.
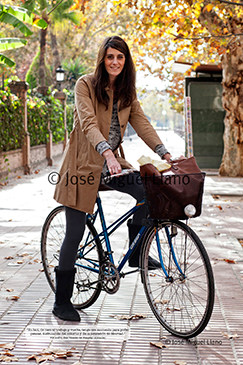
17, 253, 30, 257
5, 288, 14, 292
154, 299, 169, 304
27, 354, 55, 363
111, 313, 147, 320
150, 341, 168, 349
214, 205, 223, 210
0, 354, 18, 362
174, 361, 187, 365
213, 258, 236, 264
5, 256, 14, 260
221, 331, 239, 339
6, 296, 19, 301
0, 350, 13, 356
0, 344, 14, 350
166, 307, 182, 312
28, 347, 77, 363
224, 259, 236, 264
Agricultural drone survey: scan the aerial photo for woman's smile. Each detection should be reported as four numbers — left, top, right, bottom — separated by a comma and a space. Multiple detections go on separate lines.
104, 47, 125, 82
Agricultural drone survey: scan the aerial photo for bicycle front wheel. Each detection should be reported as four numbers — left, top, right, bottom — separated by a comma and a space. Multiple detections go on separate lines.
141, 220, 214, 339
41, 206, 103, 309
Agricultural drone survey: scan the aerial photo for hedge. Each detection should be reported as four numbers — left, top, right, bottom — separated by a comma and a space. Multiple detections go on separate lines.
0, 89, 24, 152
0, 87, 73, 153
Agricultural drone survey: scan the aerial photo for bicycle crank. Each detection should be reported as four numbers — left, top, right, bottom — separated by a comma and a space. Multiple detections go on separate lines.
100, 261, 120, 294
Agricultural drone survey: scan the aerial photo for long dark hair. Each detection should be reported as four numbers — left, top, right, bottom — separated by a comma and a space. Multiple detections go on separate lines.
92, 36, 136, 110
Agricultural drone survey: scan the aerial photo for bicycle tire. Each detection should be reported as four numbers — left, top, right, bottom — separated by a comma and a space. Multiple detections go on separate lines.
140, 220, 214, 339
41, 205, 103, 309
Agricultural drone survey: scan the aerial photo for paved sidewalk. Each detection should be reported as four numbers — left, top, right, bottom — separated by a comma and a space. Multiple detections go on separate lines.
1, 134, 243, 365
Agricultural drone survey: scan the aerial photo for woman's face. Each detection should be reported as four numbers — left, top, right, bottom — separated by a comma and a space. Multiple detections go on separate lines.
104, 47, 125, 82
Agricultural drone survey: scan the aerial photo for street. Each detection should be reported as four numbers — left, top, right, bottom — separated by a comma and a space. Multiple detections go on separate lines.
0, 130, 243, 364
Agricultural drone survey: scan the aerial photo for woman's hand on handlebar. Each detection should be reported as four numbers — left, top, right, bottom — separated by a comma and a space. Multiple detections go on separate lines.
102, 149, 122, 175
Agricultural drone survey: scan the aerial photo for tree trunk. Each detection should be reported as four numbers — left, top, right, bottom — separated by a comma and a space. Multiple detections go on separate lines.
50, 29, 61, 89
219, 38, 243, 176
50, 29, 61, 77
197, 4, 243, 176
39, 28, 47, 87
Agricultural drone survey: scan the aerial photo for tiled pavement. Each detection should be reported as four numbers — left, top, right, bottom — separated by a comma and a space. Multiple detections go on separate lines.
1, 133, 243, 364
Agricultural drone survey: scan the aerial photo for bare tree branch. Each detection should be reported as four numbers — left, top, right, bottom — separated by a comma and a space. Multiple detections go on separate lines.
48, 0, 64, 16
89, 22, 117, 40
170, 31, 243, 40
78, 7, 105, 48
217, 0, 243, 6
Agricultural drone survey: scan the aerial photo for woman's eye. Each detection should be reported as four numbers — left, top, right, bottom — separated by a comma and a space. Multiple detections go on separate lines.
107, 55, 113, 59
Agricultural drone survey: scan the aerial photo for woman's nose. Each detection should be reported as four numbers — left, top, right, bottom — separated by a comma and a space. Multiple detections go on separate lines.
112, 57, 118, 64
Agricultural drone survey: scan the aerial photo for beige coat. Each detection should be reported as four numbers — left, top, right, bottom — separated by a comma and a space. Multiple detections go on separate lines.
54, 74, 163, 213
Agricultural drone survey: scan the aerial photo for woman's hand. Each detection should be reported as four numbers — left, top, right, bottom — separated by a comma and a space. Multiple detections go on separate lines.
102, 149, 122, 175
163, 153, 172, 163
163, 153, 186, 163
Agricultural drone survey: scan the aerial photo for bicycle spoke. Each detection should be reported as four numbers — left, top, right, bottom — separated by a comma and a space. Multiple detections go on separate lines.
41, 206, 103, 309
141, 221, 214, 338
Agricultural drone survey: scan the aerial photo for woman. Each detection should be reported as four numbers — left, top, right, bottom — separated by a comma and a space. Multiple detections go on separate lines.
53, 36, 172, 322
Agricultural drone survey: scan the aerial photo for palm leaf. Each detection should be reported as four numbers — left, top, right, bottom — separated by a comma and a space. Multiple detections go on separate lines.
0, 4, 33, 24
0, 38, 27, 51
0, 4, 47, 32
0, 53, 15, 67
0, 5, 33, 36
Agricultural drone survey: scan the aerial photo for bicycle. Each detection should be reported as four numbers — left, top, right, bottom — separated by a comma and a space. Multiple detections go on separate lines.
41, 179, 215, 339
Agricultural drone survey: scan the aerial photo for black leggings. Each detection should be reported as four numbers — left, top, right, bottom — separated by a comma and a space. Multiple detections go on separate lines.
58, 172, 147, 270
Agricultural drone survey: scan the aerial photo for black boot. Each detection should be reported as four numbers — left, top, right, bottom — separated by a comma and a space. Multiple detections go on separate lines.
53, 267, 80, 322
127, 219, 161, 270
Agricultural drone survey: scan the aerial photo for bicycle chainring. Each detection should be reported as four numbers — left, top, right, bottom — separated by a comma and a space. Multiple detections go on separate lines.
100, 261, 120, 294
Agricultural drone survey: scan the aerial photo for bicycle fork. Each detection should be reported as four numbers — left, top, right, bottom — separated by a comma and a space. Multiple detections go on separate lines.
155, 225, 186, 282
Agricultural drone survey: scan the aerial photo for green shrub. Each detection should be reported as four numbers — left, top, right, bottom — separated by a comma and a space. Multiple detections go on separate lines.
0, 89, 24, 152
27, 93, 65, 146
0, 86, 71, 152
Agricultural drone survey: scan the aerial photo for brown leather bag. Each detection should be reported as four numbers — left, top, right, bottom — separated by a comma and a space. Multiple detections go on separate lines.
140, 157, 205, 220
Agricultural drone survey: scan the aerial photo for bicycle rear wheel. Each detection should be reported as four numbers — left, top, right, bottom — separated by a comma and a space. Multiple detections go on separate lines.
140, 220, 214, 338
41, 206, 103, 309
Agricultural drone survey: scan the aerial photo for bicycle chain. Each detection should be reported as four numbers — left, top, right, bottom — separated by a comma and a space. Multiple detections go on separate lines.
100, 261, 120, 294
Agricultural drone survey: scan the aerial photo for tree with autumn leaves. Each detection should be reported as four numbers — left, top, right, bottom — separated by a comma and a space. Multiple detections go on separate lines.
3, 0, 243, 176
107, 0, 243, 176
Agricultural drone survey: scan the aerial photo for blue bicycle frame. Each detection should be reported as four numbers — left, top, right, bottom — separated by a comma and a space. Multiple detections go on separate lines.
76, 193, 186, 279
